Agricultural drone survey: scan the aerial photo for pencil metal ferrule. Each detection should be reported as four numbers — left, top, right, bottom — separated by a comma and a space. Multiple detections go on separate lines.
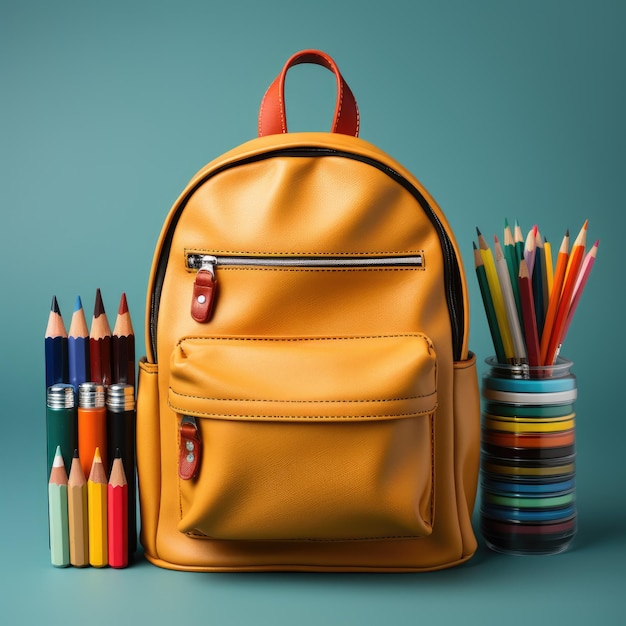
47, 383, 76, 409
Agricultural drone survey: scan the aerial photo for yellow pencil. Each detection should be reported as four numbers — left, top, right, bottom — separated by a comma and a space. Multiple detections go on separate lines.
68, 450, 89, 567
544, 237, 554, 296
477, 228, 514, 361
88, 447, 108, 567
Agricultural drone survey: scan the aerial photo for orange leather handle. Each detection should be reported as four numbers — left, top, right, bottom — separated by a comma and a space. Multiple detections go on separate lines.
258, 49, 360, 137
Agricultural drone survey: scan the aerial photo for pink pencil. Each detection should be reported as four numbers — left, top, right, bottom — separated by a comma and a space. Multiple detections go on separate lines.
524, 224, 538, 278
561, 239, 599, 340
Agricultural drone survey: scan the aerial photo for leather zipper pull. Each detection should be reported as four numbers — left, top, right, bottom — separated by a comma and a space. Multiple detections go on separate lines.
191, 268, 217, 323
179, 416, 201, 480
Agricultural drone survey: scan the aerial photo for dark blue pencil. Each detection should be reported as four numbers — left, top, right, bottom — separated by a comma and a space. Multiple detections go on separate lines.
45, 296, 68, 389
532, 230, 545, 338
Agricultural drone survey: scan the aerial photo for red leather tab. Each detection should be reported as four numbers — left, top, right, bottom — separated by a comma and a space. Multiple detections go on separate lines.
191, 269, 217, 323
179, 419, 201, 480
258, 49, 359, 137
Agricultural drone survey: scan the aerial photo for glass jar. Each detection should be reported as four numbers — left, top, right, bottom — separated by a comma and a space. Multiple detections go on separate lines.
480, 357, 577, 555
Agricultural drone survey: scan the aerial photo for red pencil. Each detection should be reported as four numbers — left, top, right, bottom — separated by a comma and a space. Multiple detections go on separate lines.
90, 289, 112, 387
108, 450, 128, 569
518, 259, 541, 367
112, 293, 135, 387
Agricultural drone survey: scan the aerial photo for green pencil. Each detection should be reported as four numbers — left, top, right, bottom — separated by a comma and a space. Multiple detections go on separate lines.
504, 219, 522, 323
48, 446, 70, 567
474, 242, 506, 363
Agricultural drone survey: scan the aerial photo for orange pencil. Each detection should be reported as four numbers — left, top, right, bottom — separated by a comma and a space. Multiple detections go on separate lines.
108, 450, 129, 568
544, 220, 588, 365
111, 293, 135, 387
90, 289, 112, 387
539, 230, 569, 365
78, 382, 107, 479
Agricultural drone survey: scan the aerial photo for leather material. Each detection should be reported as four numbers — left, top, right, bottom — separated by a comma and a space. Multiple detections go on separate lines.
258, 49, 359, 137
190, 269, 217, 323
137, 51, 480, 572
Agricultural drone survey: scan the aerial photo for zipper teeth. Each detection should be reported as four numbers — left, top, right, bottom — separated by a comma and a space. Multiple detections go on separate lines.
187, 254, 423, 270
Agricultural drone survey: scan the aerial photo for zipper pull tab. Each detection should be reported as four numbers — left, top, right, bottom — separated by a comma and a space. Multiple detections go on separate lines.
179, 416, 201, 480
190, 256, 217, 323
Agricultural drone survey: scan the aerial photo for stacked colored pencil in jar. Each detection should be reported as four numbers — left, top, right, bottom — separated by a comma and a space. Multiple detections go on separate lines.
473, 219, 598, 366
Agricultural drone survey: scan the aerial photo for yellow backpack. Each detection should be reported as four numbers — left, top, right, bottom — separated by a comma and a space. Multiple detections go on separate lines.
137, 50, 480, 572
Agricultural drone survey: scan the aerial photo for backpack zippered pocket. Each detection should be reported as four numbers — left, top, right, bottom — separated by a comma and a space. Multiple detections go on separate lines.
185, 252, 425, 323
168, 333, 437, 542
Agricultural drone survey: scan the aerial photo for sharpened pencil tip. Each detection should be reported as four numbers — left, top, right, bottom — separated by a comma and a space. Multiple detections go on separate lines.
53, 446, 64, 467
476, 227, 482, 236
472, 241, 477, 250
94, 289, 105, 318
74, 295, 83, 312
51, 295, 60, 314
118, 292, 128, 315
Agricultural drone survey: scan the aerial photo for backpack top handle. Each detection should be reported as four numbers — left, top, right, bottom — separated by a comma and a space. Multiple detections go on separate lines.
258, 49, 360, 138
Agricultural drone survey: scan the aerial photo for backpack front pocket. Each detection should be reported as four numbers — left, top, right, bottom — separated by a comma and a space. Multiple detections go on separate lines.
168, 334, 437, 541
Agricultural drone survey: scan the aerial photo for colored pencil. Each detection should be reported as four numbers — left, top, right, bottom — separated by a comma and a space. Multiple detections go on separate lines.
514, 220, 525, 267
111, 293, 135, 387
474, 242, 506, 363
48, 446, 70, 568
78, 382, 107, 479
45, 296, 68, 389
495, 235, 527, 363
544, 237, 554, 297
504, 219, 522, 321
539, 230, 569, 365
524, 224, 538, 278
67, 449, 89, 567
518, 259, 541, 367
108, 450, 129, 569
561, 239, 599, 342
88, 447, 108, 568
544, 220, 588, 365
532, 228, 545, 338
46, 383, 77, 476
90, 289, 112, 387
477, 228, 514, 361
68, 296, 90, 390
106, 383, 137, 556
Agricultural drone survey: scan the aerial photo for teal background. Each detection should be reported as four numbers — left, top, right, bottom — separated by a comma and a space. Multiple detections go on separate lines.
1, 0, 624, 623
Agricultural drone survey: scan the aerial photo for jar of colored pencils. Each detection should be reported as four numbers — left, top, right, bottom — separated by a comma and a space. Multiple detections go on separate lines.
480, 356, 577, 555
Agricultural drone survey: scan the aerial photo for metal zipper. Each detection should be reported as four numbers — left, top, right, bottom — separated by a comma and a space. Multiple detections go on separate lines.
150, 147, 465, 360
186, 253, 424, 275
